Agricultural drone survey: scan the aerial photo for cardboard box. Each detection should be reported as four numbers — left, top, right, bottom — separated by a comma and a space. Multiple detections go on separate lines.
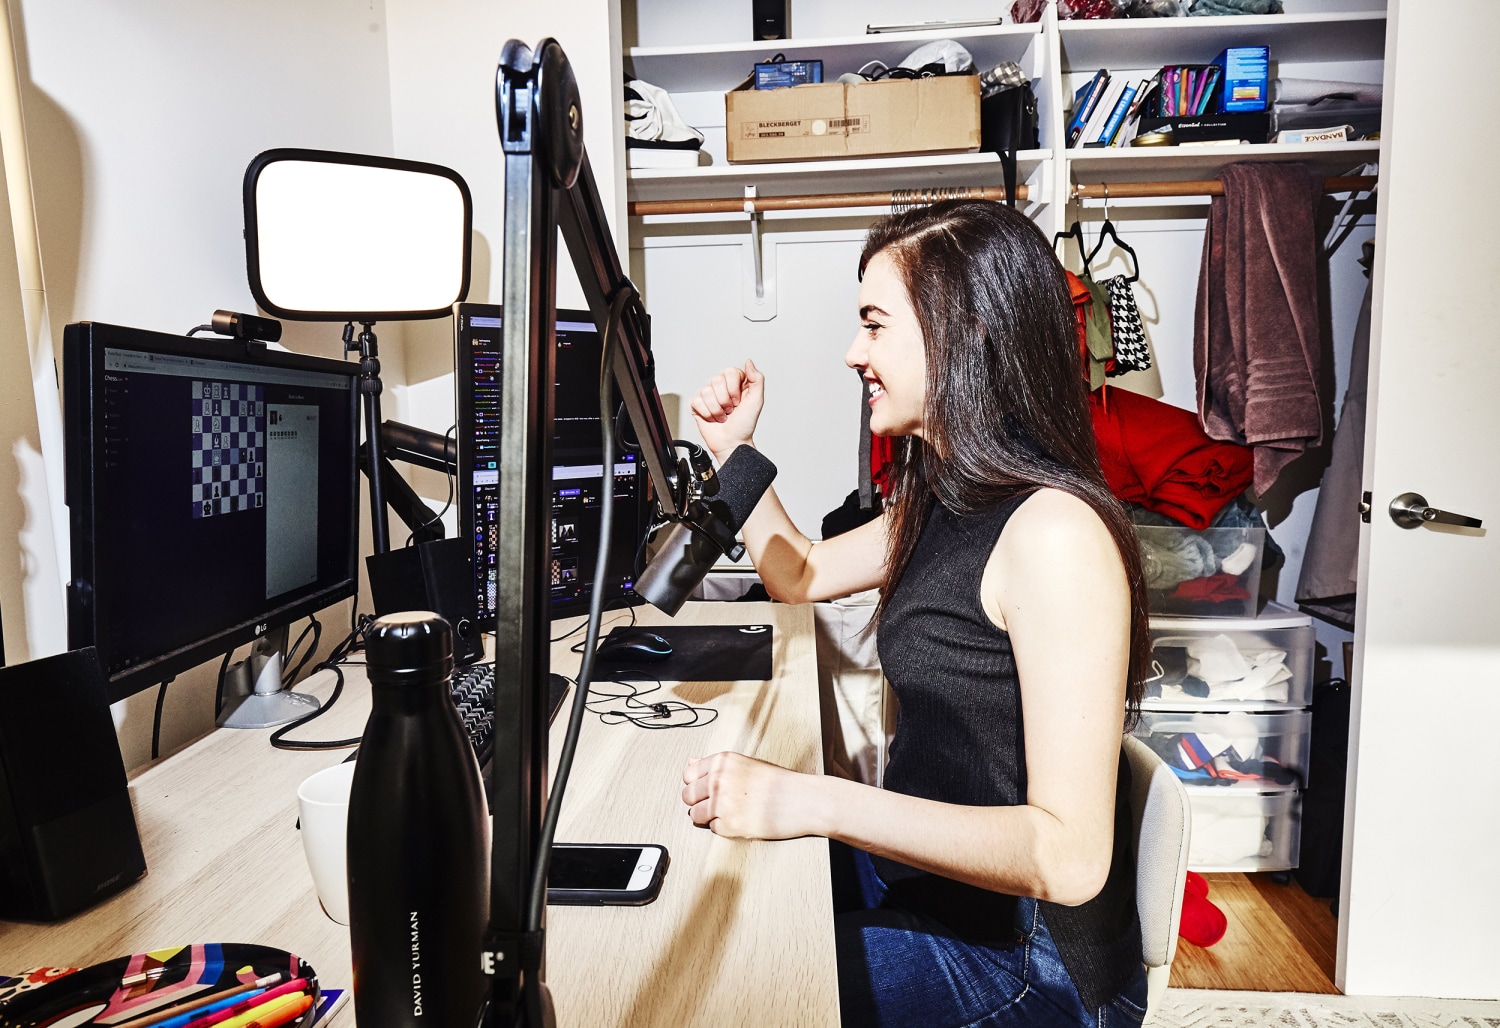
726, 75, 980, 163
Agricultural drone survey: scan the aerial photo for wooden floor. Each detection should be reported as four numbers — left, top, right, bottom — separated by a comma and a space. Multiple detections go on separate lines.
1170, 873, 1340, 994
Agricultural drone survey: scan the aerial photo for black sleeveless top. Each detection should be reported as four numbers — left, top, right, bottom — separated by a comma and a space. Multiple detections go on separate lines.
874, 492, 1141, 1012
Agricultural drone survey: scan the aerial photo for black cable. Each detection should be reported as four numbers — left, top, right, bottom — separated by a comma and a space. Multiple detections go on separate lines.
213, 648, 235, 718
284, 616, 323, 685
186, 324, 214, 336
268, 617, 373, 751
268, 665, 361, 750
283, 615, 321, 684
613, 402, 639, 452
151, 679, 172, 760
404, 424, 458, 547
556, 603, 637, 647
583, 670, 719, 729
526, 286, 631, 934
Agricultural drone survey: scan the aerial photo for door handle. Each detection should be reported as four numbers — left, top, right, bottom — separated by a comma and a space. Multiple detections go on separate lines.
1388, 492, 1483, 530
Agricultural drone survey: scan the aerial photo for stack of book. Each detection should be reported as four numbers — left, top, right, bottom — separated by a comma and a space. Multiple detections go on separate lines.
1067, 70, 1154, 148
1154, 65, 1222, 118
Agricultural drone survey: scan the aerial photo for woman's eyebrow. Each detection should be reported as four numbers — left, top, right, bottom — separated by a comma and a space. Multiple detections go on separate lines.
859, 305, 890, 320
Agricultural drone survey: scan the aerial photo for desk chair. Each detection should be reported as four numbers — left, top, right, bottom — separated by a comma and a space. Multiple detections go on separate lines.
1122, 734, 1191, 1023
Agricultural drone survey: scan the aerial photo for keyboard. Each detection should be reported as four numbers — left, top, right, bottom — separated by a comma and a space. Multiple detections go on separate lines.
450, 664, 572, 771
450, 662, 496, 767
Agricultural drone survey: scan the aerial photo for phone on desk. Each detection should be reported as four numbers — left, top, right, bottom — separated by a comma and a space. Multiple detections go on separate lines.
546, 843, 669, 905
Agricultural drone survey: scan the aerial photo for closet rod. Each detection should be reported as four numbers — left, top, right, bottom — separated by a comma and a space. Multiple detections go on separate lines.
627, 175, 1376, 217
1071, 174, 1377, 199
629, 184, 1026, 217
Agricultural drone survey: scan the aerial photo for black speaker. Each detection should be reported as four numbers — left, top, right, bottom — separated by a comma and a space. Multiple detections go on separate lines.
0, 647, 147, 921
753, 0, 788, 40
366, 537, 484, 666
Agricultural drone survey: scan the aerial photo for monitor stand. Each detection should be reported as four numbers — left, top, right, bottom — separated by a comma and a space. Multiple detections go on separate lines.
216, 625, 321, 729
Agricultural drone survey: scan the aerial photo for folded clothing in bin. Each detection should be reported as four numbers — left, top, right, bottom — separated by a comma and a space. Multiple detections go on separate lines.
1149, 633, 1293, 703
1141, 727, 1300, 788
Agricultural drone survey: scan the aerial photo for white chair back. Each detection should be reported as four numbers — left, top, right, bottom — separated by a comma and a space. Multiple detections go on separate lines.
1122, 734, 1192, 1021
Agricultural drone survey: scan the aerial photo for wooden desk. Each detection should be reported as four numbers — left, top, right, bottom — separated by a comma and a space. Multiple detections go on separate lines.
0, 602, 838, 1026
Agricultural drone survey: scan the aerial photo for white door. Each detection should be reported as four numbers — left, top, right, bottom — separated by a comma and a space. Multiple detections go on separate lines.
1339, 0, 1500, 998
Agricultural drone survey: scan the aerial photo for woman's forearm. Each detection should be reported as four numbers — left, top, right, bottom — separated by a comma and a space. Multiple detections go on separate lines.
808, 774, 1113, 907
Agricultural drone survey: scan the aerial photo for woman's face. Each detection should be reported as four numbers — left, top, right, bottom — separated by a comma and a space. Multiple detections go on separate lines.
846, 250, 926, 439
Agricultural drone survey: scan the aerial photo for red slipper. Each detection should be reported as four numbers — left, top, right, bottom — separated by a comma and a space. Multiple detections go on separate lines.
1185, 869, 1210, 901
1179, 880, 1228, 947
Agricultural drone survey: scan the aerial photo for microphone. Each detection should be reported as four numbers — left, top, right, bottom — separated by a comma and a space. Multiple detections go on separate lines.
634, 444, 777, 616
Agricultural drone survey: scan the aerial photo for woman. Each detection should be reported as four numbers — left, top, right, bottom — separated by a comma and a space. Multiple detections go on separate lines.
680, 201, 1151, 1026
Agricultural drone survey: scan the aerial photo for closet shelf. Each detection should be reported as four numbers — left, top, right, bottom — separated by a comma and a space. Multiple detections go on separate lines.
626, 22, 1041, 93
1057, 10, 1387, 70
627, 150, 1051, 205
1067, 140, 1380, 184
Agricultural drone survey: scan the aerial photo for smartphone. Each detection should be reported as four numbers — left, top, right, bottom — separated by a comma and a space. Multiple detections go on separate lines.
546, 843, 669, 906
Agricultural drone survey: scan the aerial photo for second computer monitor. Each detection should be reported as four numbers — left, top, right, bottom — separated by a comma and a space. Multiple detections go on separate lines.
456, 304, 647, 623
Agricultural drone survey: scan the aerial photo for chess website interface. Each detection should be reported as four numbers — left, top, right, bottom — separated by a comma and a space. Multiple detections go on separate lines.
93, 348, 355, 680
463, 314, 643, 621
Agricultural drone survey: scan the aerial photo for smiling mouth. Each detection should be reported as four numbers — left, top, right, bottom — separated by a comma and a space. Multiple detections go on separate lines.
866, 380, 885, 404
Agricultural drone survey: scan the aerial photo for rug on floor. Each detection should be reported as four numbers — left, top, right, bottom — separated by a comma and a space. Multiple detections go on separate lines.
1157, 989, 1500, 1027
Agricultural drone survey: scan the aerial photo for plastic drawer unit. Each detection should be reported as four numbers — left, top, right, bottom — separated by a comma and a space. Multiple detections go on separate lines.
1135, 525, 1265, 619
1185, 789, 1302, 872
1133, 709, 1312, 792
1145, 602, 1315, 710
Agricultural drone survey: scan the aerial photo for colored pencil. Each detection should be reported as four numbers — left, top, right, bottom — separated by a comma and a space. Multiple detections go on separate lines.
111, 975, 283, 1028
212, 993, 312, 1028
150, 988, 271, 1028
178, 979, 310, 1028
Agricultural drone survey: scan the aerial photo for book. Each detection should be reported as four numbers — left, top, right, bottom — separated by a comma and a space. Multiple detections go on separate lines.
1067, 70, 1110, 146
1082, 76, 1127, 146
1196, 66, 1222, 115
1094, 80, 1139, 147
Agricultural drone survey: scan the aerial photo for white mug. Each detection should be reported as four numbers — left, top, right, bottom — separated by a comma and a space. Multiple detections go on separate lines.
296, 760, 356, 924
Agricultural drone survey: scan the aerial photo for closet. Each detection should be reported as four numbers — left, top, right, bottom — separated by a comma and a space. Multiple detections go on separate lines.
620, 0, 1497, 1000
618, 0, 1500, 996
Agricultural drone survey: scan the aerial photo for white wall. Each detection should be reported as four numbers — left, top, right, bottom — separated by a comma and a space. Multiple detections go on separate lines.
12, 0, 396, 767
383, 0, 628, 456
634, 223, 867, 533
2, 0, 634, 767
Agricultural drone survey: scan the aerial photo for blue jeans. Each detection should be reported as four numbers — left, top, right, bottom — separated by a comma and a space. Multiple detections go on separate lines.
833, 842, 1147, 1027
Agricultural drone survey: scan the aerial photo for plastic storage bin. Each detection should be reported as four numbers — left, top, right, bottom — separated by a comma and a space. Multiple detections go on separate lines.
1146, 606, 1314, 710
1133, 710, 1311, 792
1135, 525, 1265, 619
1186, 789, 1301, 872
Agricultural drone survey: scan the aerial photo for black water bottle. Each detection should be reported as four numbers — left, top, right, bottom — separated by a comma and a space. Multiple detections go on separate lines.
348, 612, 489, 1026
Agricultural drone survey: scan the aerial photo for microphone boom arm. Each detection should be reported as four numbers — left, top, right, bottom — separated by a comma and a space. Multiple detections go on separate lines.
484, 37, 741, 1026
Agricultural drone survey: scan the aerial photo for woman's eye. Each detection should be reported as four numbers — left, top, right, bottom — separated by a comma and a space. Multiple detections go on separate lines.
863, 322, 880, 333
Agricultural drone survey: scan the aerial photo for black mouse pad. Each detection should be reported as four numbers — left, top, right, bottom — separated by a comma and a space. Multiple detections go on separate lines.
596, 624, 773, 682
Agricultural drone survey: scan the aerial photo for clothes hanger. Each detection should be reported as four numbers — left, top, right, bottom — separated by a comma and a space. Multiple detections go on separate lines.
1052, 220, 1093, 278
1084, 183, 1140, 283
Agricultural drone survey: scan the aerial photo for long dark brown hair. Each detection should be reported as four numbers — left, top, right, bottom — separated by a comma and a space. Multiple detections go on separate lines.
862, 200, 1147, 726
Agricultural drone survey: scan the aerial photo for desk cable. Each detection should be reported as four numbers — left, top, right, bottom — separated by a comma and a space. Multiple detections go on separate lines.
267, 615, 374, 752
577, 669, 720, 730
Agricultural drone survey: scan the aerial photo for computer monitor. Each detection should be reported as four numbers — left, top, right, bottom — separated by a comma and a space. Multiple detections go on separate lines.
456, 303, 647, 623
64, 322, 361, 703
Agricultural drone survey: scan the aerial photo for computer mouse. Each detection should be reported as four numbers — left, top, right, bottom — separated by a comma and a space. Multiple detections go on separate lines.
595, 628, 674, 662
